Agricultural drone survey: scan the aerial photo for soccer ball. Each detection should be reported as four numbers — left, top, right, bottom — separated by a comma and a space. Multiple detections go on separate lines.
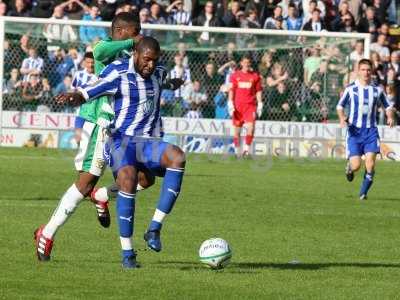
199, 238, 232, 269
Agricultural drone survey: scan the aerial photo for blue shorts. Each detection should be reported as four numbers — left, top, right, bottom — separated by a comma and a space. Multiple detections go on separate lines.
104, 134, 169, 178
74, 116, 85, 129
346, 126, 380, 159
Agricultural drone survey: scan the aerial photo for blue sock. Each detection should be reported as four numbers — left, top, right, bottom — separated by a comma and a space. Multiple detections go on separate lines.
360, 171, 374, 196
116, 191, 135, 258
149, 167, 184, 232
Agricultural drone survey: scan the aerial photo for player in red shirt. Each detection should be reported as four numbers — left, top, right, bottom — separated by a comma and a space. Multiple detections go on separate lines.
228, 56, 263, 157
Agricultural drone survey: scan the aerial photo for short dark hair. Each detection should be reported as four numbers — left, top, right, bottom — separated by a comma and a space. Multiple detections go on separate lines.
135, 36, 160, 54
358, 58, 372, 68
111, 12, 141, 34
84, 52, 94, 60
241, 55, 252, 62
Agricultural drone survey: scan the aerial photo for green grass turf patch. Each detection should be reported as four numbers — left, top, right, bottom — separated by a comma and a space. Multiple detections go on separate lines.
1, 147, 400, 299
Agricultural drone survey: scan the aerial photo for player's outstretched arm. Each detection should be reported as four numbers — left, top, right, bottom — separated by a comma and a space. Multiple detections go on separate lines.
93, 35, 142, 63
55, 92, 85, 106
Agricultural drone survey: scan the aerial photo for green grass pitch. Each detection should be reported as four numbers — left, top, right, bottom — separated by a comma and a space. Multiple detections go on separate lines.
1, 147, 400, 299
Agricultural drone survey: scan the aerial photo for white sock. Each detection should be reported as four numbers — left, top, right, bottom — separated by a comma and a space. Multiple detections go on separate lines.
244, 144, 250, 152
93, 187, 109, 203
120, 237, 133, 250
42, 184, 84, 239
152, 209, 167, 224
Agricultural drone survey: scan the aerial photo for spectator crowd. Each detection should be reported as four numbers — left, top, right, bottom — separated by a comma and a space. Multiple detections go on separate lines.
1, 0, 399, 123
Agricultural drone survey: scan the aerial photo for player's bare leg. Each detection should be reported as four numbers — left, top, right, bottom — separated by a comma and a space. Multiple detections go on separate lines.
243, 121, 255, 157
116, 165, 140, 268
144, 145, 186, 252
359, 153, 376, 200
233, 126, 242, 157
35, 172, 99, 261
346, 156, 362, 182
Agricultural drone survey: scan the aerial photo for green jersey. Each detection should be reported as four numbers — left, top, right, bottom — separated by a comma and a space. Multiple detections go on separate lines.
78, 37, 134, 127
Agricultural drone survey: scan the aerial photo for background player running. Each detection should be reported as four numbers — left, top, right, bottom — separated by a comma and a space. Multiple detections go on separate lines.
337, 58, 395, 200
57, 37, 186, 269
228, 55, 263, 157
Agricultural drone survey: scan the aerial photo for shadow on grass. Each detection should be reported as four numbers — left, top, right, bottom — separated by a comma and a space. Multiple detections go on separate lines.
159, 261, 400, 271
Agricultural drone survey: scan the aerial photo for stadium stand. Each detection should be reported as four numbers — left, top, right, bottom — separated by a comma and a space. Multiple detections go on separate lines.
1, 0, 399, 123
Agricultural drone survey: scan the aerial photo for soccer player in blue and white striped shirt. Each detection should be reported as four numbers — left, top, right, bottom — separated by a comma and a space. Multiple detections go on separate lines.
71, 52, 97, 140
337, 58, 395, 200
57, 37, 186, 268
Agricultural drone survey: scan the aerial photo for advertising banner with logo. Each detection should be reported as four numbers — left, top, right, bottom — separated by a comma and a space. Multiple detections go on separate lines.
2, 112, 400, 160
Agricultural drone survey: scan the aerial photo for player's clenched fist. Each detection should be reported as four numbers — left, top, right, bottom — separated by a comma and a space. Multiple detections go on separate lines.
55, 92, 85, 106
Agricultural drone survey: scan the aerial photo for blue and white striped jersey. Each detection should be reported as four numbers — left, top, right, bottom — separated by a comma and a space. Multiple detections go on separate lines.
72, 69, 97, 89
78, 58, 167, 138
337, 80, 392, 128
21, 56, 44, 81
169, 66, 190, 98
169, 10, 192, 25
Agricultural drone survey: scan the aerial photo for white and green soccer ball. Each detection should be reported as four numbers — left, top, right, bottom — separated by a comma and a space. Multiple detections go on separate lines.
199, 238, 232, 269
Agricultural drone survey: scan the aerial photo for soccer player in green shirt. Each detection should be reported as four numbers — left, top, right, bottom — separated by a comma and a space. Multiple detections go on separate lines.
34, 12, 150, 262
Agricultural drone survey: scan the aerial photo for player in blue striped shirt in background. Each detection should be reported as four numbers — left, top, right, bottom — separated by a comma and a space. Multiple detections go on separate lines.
57, 37, 185, 269
71, 52, 96, 143
337, 58, 396, 200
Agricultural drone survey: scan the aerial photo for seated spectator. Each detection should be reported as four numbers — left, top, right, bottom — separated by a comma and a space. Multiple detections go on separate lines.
192, 1, 224, 45
0, 2, 7, 16
166, 0, 192, 25
330, 1, 355, 31
7, 0, 31, 17
370, 51, 385, 83
200, 62, 223, 102
345, 0, 363, 24
335, 13, 357, 32
266, 62, 289, 90
258, 51, 274, 80
22, 74, 43, 111
223, 0, 240, 28
245, 9, 261, 29
20, 47, 44, 82
168, 54, 191, 116
177, 42, 190, 69
53, 75, 74, 112
277, 0, 291, 19
160, 89, 175, 116
303, 46, 322, 86
184, 80, 208, 109
139, 8, 153, 36
370, 34, 390, 62
150, 3, 167, 25
185, 102, 202, 119
63, 0, 88, 21
44, 3, 78, 47
357, 7, 381, 35
213, 84, 230, 119
302, 0, 326, 23
267, 82, 293, 121
373, 0, 389, 25
48, 48, 75, 87
303, 9, 327, 32
385, 51, 400, 81
79, 6, 107, 45
72, 52, 96, 89
5, 68, 22, 95
53, 75, 74, 95
263, 6, 283, 29
349, 40, 364, 65
218, 60, 237, 85
284, 4, 303, 31
379, 23, 397, 50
